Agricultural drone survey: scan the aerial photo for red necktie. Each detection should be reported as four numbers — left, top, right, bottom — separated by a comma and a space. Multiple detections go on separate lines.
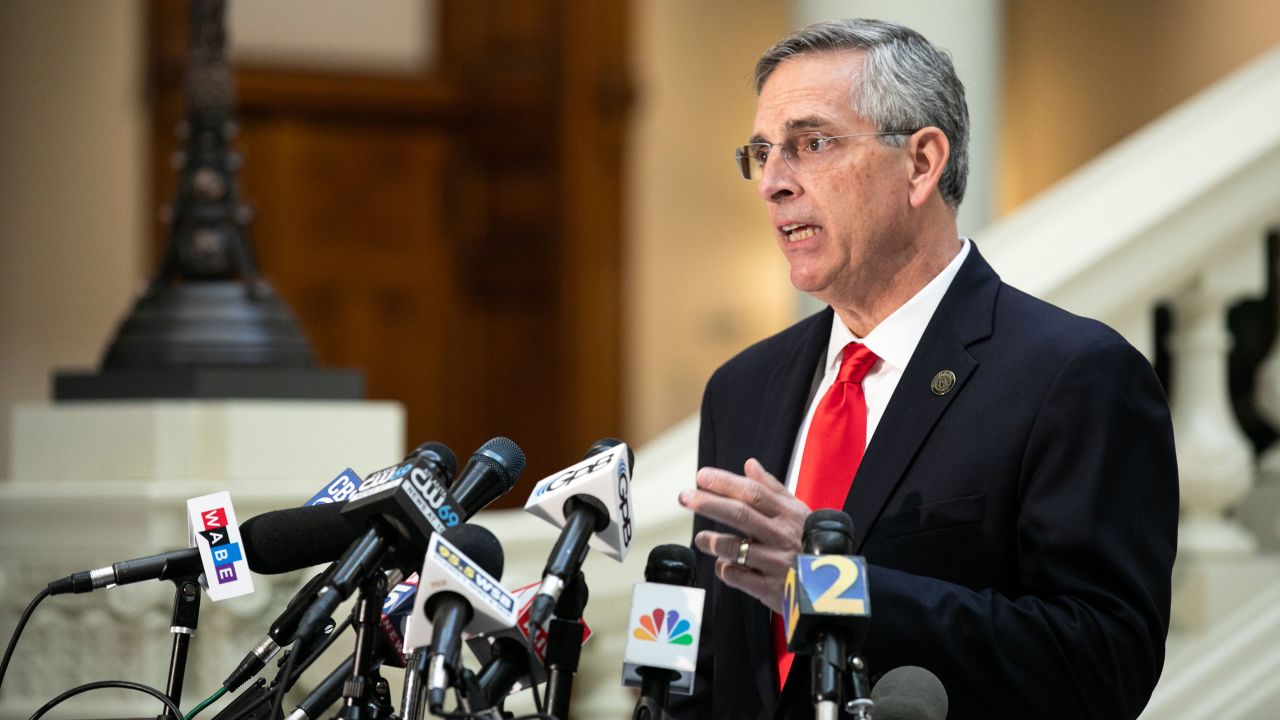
774, 341, 879, 690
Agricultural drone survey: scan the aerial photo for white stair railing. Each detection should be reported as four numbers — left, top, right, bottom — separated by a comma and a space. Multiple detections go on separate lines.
521, 45, 1280, 718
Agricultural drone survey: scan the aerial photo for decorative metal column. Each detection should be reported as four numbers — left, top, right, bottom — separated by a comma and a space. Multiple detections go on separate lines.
55, 0, 361, 400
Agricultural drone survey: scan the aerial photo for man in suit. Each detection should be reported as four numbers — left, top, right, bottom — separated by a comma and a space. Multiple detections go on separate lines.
672, 19, 1178, 719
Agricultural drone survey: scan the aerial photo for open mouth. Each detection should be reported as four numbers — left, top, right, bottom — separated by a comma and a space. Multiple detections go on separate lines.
781, 223, 821, 242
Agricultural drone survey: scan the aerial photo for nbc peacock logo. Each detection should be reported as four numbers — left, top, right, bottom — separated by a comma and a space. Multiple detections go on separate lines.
632, 608, 694, 645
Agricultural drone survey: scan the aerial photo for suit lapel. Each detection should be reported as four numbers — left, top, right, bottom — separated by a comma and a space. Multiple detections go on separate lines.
845, 245, 999, 552
752, 307, 832, 479
741, 308, 831, 715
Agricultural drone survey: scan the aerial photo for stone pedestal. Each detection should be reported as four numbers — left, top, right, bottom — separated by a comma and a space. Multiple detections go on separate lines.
0, 400, 403, 719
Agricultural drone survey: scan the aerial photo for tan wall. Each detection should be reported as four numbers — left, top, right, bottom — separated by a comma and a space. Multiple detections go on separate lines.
0, 1, 147, 477
624, 0, 793, 445
1000, 0, 1280, 212
3, 1, 1278, 471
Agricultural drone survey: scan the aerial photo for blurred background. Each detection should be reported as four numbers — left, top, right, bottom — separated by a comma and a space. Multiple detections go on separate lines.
5, 0, 1277, 484
3, 1, 1280, 717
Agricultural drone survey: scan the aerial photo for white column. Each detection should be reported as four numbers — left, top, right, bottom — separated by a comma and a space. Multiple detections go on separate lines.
1170, 238, 1266, 556
1255, 240, 1280, 485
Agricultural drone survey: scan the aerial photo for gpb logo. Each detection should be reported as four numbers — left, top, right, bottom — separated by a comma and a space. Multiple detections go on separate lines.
617, 460, 632, 546
632, 608, 693, 645
534, 453, 615, 497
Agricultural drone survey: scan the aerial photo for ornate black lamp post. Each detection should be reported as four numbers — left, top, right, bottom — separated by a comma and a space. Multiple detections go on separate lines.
56, 0, 362, 400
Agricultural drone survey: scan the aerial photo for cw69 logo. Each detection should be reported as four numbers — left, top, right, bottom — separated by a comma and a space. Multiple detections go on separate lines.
414, 468, 461, 526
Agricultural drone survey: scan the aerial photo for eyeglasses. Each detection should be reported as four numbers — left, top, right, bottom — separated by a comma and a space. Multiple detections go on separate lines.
733, 130, 916, 180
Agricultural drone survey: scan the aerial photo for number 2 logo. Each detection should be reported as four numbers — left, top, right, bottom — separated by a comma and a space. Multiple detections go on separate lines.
807, 556, 866, 615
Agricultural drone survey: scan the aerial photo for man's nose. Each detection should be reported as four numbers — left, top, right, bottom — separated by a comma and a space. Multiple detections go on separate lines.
757, 152, 800, 202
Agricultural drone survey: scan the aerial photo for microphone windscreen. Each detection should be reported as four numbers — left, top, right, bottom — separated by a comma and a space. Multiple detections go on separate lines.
441, 523, 505, 581
412, 441, 458, 478
645, 544, 697, 586
478, 436, 527, 485
870, 666, 948, 720
582, 437, 635, 471
803, 509, 855, 554
241, 503, 362, 574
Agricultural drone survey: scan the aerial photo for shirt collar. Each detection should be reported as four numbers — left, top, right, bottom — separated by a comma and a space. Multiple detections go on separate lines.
823, 237, 971, 374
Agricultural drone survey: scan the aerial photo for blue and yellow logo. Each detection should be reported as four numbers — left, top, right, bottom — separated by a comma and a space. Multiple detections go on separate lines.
783, 555, 869, 642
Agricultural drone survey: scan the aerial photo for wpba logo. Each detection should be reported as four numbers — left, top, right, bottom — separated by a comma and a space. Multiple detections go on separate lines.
633, 608, 694, 645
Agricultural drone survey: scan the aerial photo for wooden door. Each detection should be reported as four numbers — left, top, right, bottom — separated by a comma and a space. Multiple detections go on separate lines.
147, 1, 630, 504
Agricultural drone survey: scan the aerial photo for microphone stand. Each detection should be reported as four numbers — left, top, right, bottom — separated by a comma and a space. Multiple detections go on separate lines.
161, 571, 204, 719
843, 653, 872, 719
399, 648, 428, 720
632, 667, 679, 720
543, 572, 588, 720
811, 628, 847, 720
336, 572, 388, 719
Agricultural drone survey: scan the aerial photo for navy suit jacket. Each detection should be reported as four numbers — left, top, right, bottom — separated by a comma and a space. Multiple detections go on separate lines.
672, 245, 1178, 719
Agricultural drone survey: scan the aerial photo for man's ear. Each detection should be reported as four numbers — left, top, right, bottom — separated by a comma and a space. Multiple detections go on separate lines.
904, 127, 949, 208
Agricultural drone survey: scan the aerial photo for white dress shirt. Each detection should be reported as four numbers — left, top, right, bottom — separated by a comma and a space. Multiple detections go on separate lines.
784, 238, 972, 495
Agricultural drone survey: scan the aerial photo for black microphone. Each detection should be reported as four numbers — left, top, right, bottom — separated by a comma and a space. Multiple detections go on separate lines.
474, 636, 534, 709
784, 510, 871, 720
284, 598, 417, 720
450, 437, 527, 520
869, 666, 949, 720
46, 502, 363, 595
295, 439, 522, 646
526, 438, 635, 627
415, 524, 510, 714
224, 445, 454, 694
629, 545, 698, 720
222, 564, 338, 693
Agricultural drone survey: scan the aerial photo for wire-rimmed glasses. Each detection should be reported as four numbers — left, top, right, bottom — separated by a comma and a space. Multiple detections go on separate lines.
734, 130, 916, 180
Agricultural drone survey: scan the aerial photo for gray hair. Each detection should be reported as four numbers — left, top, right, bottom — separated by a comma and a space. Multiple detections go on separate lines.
755, 19, 969, 210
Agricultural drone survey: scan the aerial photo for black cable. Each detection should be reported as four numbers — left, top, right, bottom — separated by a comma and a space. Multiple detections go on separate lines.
530, 676, 546, 716
435, 707, 555, 712
269, 640, 302, 717
0, 585, 50, 694
27, 679, 184, 719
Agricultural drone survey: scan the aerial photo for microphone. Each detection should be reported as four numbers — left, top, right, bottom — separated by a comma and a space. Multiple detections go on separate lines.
295, 439, 522, 645
783, 510, 871, 720
623, 545, 705, 719
399, 524, 517, 714
869, 666, 949, 720
525, 438, 635, 627
222, 565, 338, 693
284, 588, 419, 720
46, 502, 363, 595
465, 573, 593, 705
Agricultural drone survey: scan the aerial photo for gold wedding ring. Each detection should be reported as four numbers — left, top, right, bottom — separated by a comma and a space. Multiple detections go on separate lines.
736, 537, 751, 566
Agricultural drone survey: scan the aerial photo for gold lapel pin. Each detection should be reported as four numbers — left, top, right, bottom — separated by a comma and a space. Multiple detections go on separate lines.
931, 370, 956, 396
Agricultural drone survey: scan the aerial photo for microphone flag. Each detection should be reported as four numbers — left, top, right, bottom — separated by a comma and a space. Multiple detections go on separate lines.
186, 490, 254, 601
621, 581, 704, 695
524, 441, 634, 561
783, 554, 871, 651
